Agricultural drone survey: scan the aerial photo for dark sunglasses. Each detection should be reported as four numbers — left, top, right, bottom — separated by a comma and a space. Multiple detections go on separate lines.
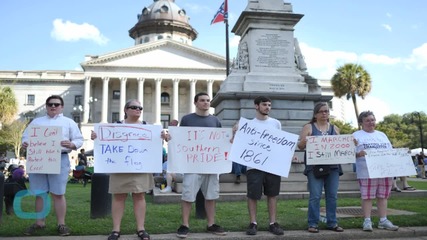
47, 103, 62, 107
127, 105, 143, 110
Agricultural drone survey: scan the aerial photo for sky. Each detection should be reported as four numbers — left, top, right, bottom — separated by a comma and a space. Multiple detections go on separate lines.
1, 0, 426, 126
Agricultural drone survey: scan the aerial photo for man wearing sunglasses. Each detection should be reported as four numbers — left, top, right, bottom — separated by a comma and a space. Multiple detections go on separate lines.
22, 95, 83, 236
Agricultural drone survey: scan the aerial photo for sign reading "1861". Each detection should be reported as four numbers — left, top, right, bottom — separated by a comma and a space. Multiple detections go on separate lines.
306, 135, 356, 165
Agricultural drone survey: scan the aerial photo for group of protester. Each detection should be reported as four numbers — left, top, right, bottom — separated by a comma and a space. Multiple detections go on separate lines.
18, 93, 409, 239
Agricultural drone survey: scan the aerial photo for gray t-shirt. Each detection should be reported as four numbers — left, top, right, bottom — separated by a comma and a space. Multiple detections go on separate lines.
180, 113, 221, 128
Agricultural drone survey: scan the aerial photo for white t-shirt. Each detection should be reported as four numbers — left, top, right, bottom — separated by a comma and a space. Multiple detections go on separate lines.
353, 130, 392, 179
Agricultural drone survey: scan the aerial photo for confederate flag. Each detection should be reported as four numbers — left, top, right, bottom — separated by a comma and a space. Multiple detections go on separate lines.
210, 0, 228, 25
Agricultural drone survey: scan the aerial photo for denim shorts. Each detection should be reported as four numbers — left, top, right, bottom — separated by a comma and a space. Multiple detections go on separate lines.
28, 154, 70, 195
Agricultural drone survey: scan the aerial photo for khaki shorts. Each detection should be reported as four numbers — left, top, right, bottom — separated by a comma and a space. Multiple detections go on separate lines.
181, 173, 219, 202
109, 173, 154, 194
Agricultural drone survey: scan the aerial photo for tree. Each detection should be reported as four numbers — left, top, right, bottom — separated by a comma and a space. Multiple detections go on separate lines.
0, 119, 28, 158
330, 119, 357, 135
0, 85, 18, 127
331, 63, 372, 129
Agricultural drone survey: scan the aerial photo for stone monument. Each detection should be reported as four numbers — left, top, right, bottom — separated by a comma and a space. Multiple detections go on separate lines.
211, 0, 331, 134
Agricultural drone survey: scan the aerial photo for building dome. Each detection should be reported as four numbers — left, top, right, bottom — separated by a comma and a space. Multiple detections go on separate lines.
129, 0, 198, 45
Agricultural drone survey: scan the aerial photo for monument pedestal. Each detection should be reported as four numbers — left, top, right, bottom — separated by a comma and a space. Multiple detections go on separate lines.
211, 1, 331, 134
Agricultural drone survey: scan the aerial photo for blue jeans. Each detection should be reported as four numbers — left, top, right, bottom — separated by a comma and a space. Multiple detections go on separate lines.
232, 162, 246, 176
307, 168, 340, 228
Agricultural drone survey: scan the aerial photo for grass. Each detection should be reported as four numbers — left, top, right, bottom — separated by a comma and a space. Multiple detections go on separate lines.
1, 180, 426, 237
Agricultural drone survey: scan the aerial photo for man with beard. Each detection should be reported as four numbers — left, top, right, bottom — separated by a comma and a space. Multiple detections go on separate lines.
232, 96, 285, 236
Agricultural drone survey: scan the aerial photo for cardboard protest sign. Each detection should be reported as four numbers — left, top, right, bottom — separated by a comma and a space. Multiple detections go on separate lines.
365, 148, 417, 178
94, 124, 163, 173
26, 126, 62, 174
228, 117, 298, 177
306, 134, 355, 165
167, 126, 232, 174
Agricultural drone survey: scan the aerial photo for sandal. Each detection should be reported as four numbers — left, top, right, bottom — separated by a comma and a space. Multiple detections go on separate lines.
403, 186, 416, 190
137, 230, 150, 240
108, 231, 120, 240
308, 226, 319, 233
327, 225, 344, 232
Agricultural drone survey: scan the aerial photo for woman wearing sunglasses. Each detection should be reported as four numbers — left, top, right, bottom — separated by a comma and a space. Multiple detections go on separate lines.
91, 99, 154, 240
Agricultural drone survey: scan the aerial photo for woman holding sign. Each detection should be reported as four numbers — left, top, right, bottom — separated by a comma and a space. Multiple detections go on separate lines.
353, 111, 399, 232
91, 99, 159, 240
298, 102, 344, 233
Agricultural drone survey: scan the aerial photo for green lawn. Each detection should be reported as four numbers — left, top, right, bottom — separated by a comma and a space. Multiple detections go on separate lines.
0, 180, 426, 237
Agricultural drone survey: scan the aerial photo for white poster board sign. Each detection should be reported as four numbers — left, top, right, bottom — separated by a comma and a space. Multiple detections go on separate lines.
167, 127, 232, 174
365, 148, 417, 178
94, 124, 163, 173
228, 117, 298, 177
26, 126, 62, 174
306, 135, 355, 165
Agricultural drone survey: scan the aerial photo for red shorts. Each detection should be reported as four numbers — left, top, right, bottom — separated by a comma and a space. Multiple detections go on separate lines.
358, 178, 392, 200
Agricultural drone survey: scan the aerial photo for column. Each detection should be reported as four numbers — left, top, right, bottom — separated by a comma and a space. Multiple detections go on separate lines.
137, 78, 145, 120
189, 79, 197, 113
207, 79, 214, 114
83, 76, 91, 123
154, 78, 162, 124
101, 77, 110, 123
119, 77, 127, 120
172, 78, 180, 121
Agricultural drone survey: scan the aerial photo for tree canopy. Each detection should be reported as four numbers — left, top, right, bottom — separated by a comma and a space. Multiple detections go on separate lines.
331, 63, 372, 128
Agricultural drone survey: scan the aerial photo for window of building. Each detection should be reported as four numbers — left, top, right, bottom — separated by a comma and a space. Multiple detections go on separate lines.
144, 36, 149, 43
113, 90, 120, 100
161, 92, 170, 105
158, 35, 164, 40
112, 112, 120, 123
161, 114, 170, 129
74, 95, 83, 106
26, 94, 35, 105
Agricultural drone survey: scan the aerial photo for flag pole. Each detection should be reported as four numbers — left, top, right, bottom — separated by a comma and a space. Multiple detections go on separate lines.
225, 17, 230, 76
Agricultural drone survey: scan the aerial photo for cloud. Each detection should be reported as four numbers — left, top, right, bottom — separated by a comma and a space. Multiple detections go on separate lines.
299, 42, 358, 78
360, 54, 401, 65
386, 13, 392, 18
381, 24, 392, 32
344, 96, 391, 126
50, 18, 109, 45
229, 36, 241, 47
407, 43, 427, 70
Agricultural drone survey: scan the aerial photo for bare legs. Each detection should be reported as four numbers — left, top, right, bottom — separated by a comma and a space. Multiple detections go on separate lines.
181, 199, 217, 227
112, 192, 147, 232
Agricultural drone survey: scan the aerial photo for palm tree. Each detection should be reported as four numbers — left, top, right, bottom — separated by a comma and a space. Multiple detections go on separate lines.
331, 63, 372, 128
0, 85, 18, 128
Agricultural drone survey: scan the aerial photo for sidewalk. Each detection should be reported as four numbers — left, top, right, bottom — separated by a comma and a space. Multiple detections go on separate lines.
4, 226, 427, 240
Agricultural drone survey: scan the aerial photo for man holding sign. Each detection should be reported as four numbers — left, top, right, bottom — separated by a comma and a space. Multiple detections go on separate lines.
22, 95, 83, 236
353, 111, 399, 232
231, 96, 285, 236
173, 92, 226, 238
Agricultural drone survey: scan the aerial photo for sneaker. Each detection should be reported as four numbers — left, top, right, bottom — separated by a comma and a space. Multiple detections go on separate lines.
207, 224, 226, 235
235, 175, 241, 184
160, 186, 172, 193
363, 220, 373, 232
176, 225, 189, 238
57, 224, 71, 236
268, 222, 284, 235
23, 224, 46, 236
246, 223, 257, 235
378, 219, 399, 231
